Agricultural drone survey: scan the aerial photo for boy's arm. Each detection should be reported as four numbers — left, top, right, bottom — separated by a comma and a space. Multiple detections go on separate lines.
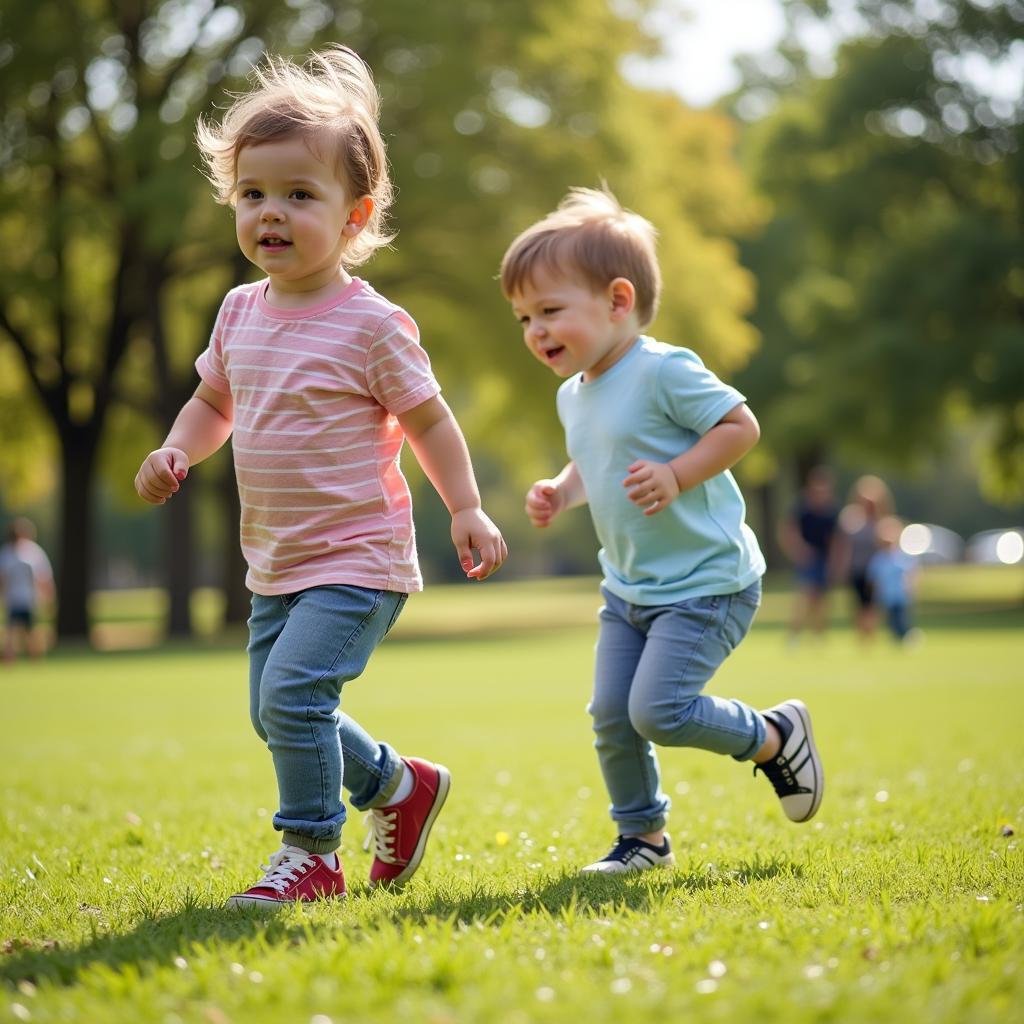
135, 382, 234, 505
623, 402, 760, 517
396, 395, 507, 580
525, 461, 587, 528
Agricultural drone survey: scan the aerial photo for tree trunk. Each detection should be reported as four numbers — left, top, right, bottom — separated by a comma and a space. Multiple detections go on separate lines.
221, 444, 250, 625
56, 427, 100, 639
754, 479, 784, 571
165, 479, 194, 636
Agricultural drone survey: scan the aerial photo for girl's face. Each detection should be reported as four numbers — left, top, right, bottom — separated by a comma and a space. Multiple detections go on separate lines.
234, 135, 367, 306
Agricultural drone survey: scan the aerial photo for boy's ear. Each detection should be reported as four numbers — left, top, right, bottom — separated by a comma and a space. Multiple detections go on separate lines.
607, 277, 636, 319
343, 196, 374, 238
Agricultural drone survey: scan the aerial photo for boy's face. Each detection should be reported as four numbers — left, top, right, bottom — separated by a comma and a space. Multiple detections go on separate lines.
234, 135, 366, 301
511, 271, 638, 382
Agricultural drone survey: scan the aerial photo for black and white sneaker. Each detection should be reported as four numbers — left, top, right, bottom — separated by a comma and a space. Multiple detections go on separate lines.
580, 835, 675, 874
754, 699, 824, 822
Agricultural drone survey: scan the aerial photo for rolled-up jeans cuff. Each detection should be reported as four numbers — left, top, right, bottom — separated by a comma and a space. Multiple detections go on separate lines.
615, 814, 667, 835
282, 830, 340, 855
356, 752, 405, 810
732, 712, 767, 762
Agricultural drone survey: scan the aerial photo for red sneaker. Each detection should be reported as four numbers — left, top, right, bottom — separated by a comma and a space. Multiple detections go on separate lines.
367, 758, 451, 888
226, 846, 346, 908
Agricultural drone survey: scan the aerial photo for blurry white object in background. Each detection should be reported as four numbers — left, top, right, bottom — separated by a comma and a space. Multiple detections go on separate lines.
966, 529, 1024, 565
899, 523, 964, 564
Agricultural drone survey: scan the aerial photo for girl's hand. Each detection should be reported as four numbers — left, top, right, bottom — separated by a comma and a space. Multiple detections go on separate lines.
623, 459, 680, 516
135, 447, 190, 504
452, 508, 508, 581
525, 479, 564, 528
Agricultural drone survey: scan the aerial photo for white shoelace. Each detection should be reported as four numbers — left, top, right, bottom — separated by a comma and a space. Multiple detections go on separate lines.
256, 845, 318, 893
362, 809, 399, 863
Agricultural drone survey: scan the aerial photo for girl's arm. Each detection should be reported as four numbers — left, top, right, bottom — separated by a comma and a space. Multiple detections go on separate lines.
525, 461, 587, 528
397, 395, 507, 580
135, 382, 234, 504
623, 403, 760, 517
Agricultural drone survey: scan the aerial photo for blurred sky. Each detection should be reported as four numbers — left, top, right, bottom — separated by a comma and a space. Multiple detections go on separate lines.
625, 0, 786, 106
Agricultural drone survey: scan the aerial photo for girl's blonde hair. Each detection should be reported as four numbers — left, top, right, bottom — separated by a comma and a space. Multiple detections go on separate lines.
196, 45, 393, 267
500, 188, 662, 327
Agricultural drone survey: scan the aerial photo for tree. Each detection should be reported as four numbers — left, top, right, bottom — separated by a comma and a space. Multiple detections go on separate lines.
1, 0, 765, 635
732, 0, 1024, 501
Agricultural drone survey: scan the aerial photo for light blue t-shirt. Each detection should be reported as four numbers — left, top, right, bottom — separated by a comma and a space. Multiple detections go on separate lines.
556, 336, 765, 606
866, 549, 912, 607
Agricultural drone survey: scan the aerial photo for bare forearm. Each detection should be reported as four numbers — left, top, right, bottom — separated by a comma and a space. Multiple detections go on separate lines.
405, 413, 481, 513
554, 461, 588, 510
165, 395, 233, 466
669, 418, 759, 493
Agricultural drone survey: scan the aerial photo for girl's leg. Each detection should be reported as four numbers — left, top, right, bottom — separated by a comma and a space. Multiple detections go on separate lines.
589, 589, 669, 836
252, 585, 404, 854
627, 583, 766, 760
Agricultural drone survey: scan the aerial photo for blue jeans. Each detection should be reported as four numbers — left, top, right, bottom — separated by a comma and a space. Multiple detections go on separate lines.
248, 585, 407, 854
589, 580, 765, 835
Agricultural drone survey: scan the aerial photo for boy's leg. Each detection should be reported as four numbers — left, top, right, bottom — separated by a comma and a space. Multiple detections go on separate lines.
589, 589, 669, 838
626, 585, 765, 760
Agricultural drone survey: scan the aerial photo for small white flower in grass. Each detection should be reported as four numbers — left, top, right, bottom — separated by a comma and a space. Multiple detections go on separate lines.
534, 948, 546, 961
311, 1016, 334, 1024
248, 972, 263, 984
610, 978, 632, 995
957, 759, 974, 774
758, 921, 770, 930
875, 791, 889, 803
708, 960, 727, 978
535, 987, 555, 1002
230, 963, 245, 975
695, 979, 718, 994
173, 957, 187, 970
827, 958, 840, 969
483, 948, 495, 959
649, 943, 661, 954
16, 982, 36, 998
674, 781, 690, 795
804, 965, 825, 979
976, 895, 991, 903
661, 946, 674, 957
11, 1004, 30, 1021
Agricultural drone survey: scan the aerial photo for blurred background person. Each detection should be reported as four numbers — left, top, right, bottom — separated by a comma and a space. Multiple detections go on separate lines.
779, 465, 840, 642
835, 475, 894, 641
0, 517, 55, 662
867, 516, 918, 645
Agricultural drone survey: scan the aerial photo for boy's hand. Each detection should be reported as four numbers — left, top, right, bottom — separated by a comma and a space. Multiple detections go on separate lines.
135, 447, 190, 505
623, 459, 680, 516
525, 479, 564, 528
452, 507, 508, 581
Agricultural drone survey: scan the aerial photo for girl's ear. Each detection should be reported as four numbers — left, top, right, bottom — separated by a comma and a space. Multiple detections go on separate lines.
608, 277, 636, 319
343, 196, 374, 237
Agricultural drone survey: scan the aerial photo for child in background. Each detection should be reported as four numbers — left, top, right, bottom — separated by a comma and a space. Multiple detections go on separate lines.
0, 517, 54, 662
501, 188, 823, 873
779, 466, 840, 642
867, 517, 917, 643
135, 46, 506, 907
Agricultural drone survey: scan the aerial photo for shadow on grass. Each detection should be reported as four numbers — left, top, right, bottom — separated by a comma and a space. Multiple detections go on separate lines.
0, 855, 795, 989
378, 853, 798, 926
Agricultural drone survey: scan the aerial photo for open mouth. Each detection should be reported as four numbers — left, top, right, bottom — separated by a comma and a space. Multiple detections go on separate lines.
259, 237, 292, 250
543, 346, 565, 361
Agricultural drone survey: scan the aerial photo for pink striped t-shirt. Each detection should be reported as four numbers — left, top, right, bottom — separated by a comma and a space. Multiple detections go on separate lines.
195, 277, 440, 596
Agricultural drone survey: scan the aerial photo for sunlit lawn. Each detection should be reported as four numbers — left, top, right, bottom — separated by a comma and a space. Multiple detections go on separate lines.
2, 575, 1022, 1023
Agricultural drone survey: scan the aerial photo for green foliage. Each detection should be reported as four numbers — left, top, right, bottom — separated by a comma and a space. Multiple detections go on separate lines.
735, 1, 1024, 496
1, 582, 1022, 1021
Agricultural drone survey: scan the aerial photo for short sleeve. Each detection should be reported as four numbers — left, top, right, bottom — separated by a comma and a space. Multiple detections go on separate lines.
655, 347, 746, 435
195, 296, 232, 394
365, 311, 441, 415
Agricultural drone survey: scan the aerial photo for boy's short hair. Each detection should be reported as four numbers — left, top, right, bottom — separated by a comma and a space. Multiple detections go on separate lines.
500, 187, 661, 327
196, 45, 393, 267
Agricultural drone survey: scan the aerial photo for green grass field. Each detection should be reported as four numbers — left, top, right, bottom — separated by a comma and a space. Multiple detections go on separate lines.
2, 575, 1022, 1023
